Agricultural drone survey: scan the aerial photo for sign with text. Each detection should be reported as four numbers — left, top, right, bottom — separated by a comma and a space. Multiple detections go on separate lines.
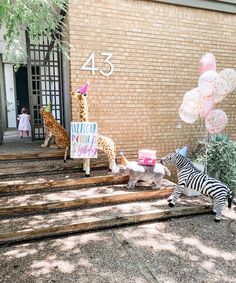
70, 122, 98, 159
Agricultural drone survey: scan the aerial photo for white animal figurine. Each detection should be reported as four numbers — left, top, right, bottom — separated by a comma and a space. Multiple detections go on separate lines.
114, 154, 170, 189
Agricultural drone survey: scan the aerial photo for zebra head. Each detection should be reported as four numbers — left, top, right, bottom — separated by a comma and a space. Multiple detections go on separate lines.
160, 152, 178, 165
161, 151, 189, 168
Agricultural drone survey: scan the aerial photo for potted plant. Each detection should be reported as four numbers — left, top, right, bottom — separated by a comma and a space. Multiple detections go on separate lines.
191, 134, 236, 196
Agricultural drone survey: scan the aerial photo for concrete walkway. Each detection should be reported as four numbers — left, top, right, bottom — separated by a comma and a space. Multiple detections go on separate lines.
0, 212, 235, 283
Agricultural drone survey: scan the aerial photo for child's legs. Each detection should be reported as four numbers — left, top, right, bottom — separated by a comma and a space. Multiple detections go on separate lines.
26, 131, 29, 137
19, 130, 23, 137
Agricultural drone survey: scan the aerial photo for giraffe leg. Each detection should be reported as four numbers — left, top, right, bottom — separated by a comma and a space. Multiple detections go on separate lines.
83, 158, 90, 177
63, 146, 69, 163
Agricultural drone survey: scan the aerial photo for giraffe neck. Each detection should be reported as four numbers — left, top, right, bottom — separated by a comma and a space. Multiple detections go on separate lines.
78, 95, 89, 122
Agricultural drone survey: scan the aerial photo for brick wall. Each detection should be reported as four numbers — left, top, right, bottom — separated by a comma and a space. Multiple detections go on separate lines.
68, 0, 236, 166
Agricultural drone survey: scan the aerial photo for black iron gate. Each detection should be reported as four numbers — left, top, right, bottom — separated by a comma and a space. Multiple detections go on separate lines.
26, 35, 64, 140
0, 90, 3, 145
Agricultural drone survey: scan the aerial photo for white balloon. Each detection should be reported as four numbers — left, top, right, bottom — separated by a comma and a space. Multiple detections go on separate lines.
214, 77, 230, 103
179, 103, 198, 124
198, 71, 220, 94
183, 88, 202, 111
219, 68, 236, 93
205, 109, 228, 134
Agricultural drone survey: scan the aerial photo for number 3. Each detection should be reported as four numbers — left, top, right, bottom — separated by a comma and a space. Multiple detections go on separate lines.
80, 52, 114, 76
100, 52, 114, 77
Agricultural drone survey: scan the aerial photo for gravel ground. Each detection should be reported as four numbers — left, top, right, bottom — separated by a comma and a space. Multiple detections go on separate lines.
0, 212, 235, 283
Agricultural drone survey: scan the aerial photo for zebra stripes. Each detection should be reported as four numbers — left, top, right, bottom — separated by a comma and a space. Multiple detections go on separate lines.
160, 152, 233, 222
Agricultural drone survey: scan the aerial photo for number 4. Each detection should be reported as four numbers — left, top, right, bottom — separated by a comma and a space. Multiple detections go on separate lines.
80, 52, 98, 75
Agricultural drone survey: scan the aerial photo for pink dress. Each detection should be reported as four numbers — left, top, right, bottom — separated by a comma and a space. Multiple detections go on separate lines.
18, 114, 31, 131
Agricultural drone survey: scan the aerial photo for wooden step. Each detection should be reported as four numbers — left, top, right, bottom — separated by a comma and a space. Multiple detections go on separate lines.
0, 160, 109, 178
0, 197, 210, 234
0, 185, 174, 217
0, 150, 65, 161
0, 174, 130, 194
0, 204, 212, 245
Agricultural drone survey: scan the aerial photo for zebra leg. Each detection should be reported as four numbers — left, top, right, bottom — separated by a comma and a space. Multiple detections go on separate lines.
167, 188, 177, 202
83, 158, 90, 177
212, 198, 217, 214
168, 185, 185, 207
213, 199, 225, 222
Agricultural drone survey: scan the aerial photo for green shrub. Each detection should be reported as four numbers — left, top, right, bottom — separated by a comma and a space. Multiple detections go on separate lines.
191, 134, 236, 192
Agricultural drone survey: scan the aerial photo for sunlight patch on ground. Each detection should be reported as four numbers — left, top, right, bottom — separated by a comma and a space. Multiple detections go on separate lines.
4, 246, 38, 258
182, 237, 236, 260
31, 258, 75, 275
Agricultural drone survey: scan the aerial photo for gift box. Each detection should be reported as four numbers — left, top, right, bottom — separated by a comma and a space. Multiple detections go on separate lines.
138, 149, 156, 166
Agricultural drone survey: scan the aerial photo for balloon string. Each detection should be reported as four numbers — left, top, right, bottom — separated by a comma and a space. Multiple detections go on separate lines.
204, 127, 208, 175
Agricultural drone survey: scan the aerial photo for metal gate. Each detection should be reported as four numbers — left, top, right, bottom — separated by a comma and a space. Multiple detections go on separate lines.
26, 35, 64, 140
0, 90, 3, 145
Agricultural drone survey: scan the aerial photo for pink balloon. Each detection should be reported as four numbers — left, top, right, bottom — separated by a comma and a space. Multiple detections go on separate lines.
199, 95, 214, 118
199, 53, 216, 75
205, 109, 228, 134
179, 103, 198, 124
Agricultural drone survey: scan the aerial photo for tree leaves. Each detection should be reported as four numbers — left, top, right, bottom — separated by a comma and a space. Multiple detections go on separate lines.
0, 0, 68, 67
193, 134, 236, 192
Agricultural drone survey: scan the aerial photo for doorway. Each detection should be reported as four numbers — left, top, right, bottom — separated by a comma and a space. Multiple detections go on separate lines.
15, 66, 29, 116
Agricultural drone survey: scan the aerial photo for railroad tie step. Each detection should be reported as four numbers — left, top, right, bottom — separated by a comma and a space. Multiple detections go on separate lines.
0, 204, 212, 245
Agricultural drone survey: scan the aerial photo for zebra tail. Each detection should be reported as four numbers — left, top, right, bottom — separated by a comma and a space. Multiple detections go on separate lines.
228, 189, 234, 208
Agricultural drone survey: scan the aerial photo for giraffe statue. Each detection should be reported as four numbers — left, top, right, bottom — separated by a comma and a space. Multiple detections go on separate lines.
71, 83, 119, 176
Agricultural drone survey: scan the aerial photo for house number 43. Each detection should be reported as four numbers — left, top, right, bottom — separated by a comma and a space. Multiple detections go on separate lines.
81, 52, 114, 77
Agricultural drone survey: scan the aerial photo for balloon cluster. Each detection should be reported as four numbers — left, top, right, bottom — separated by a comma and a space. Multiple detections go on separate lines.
179, 53, 236, 134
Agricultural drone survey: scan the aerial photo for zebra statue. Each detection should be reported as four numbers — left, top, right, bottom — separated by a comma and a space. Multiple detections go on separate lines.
160, 151, 233, 222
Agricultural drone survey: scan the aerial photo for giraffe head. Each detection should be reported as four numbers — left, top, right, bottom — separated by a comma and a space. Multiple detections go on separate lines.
71, 83, 89, 122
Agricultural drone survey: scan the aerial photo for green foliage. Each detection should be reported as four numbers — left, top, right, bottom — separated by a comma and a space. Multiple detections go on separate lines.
0, 0, 68, 67
192, 134, 236, 192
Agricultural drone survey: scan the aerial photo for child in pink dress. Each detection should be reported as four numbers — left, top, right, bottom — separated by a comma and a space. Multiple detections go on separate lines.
17, 108, 31, 138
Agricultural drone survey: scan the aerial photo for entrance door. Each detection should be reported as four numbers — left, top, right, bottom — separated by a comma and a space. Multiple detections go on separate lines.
0, 81, 3, 144
15, 66, 29, 115
26, 35, 64, 140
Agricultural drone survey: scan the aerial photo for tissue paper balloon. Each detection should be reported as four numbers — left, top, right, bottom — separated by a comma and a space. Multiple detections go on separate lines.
213, 77, 230, 103
198, 95, 214, 118
199, 81, 214, 98
183, 88, 202, 110
179, 103, 198, 124
199, 53, 216, 75
205, 109, 228, 134
219, 68, 236, 93
198, 71, 220, 94
198, 71, 229, 103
